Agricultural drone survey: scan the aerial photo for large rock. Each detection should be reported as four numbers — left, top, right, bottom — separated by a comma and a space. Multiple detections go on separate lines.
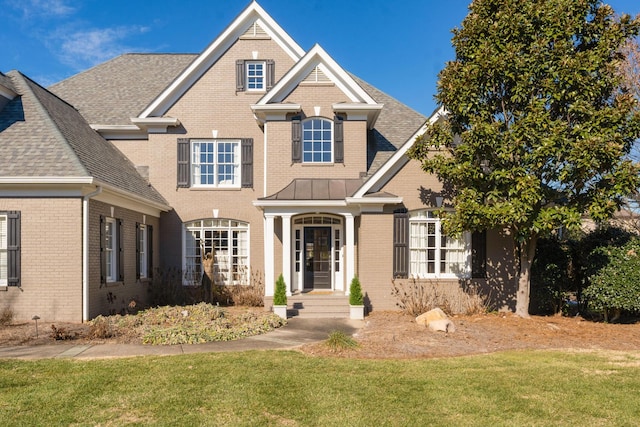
416, 308, 455, 333
416, 307, 448, 326
427, 318, 456, 333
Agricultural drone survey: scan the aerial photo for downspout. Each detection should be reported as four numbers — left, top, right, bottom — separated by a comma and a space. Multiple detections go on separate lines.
82, 186, 102, 322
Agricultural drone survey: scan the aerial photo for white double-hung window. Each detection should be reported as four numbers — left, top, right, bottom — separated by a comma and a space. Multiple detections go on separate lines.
105, 218, 117, 282
246, 61, 265, 90
409, 210, 471, 278
191, 140, 240, 188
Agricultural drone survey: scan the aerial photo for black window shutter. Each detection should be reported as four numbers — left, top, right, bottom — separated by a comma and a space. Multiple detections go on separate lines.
472, 230, 487, 278
177, 138, 190, 188
334, 115, 344, 163
266, 59, 275, 90
100, 215, 106, 284
7, 211, 21, 287
393, 209, 409, 278
241, 138, 254, 188
236, 59, 245, 91
118, 219, 124, 282
135, 223, 141, 280
148, 225, 153, 279
291, 118, 302, 163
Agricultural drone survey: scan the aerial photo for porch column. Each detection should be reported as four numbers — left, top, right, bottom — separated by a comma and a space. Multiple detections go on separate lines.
281, 214, 292, 296
264, 213, 275, 296
345, 213, 355, 295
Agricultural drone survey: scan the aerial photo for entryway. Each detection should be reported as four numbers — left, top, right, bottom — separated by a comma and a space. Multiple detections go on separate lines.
303, 227, 331, 290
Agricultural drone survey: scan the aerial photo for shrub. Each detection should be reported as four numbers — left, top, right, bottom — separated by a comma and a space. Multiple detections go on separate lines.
89, 315, 114, 339
273, 274, 287, 306
583, 239, 640, 321
226, 269, 265, 307
0, 307, 14, 325
349, 276, 363, 306
325, 330, 358, 352
530, 237, 572, 315
391, 278, 491, 316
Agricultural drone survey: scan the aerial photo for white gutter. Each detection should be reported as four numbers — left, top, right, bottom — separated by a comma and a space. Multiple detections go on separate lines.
82, 186, 102, 322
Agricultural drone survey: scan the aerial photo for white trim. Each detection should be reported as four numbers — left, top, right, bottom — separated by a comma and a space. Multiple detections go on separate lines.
250, 103, 301, 124
130, 117, 180, 134
0, 85, 16, 100
332, 103, 383, 130
82, 186, 102, 321
90, 124, 148, 140
254, 200, 348, 208
264, 214, 276, 296
0, 176, 93, 185
263, 122, 268, 197
352, 107, 446, 198
139, 2, 304, 119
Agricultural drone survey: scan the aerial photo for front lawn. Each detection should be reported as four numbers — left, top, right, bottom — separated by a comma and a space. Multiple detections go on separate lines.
1, 350, 639, 425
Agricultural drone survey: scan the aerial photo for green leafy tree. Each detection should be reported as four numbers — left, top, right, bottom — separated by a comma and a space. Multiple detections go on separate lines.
409, 0, 640, 317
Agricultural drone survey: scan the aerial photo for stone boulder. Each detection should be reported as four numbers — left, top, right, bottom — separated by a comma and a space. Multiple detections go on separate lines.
416, 307, 455, 333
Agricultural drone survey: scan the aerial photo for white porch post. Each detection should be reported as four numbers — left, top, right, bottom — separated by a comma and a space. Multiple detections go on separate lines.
264, 213, 275, 296
345, 213, 355, 295
281, 214, 292, 296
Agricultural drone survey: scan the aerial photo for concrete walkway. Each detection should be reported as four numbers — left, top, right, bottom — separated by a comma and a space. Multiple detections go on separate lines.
0, 318, 364, 360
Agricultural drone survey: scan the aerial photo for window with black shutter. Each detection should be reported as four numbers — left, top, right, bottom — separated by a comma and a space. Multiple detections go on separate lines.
1, 211, 21, 288
291, 117, 302, 163
471, 230, 487, 278
241, 138, 254, 188
334, 115, 344, 163
393, 209, 409, 278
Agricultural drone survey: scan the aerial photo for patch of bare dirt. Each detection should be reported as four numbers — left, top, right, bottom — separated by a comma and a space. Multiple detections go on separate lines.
2, 310, 639, 359
300, 311, 640, 359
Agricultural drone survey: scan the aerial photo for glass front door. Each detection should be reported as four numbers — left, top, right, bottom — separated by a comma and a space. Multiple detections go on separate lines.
303, 227, 331, 290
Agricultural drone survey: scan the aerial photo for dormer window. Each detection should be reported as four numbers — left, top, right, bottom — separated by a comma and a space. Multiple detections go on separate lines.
236, 59, 274, 92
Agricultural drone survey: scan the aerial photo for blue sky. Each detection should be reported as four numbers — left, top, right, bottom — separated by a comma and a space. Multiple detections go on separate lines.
2, 0, 639, 116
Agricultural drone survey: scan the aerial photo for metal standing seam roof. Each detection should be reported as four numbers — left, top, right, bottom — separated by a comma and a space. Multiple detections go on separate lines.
0, 71, 168, 207
261, 178, 364, 200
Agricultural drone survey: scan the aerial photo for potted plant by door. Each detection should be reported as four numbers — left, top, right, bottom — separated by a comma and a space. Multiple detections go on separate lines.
349, 276, 365, 320
273, 274, 288, 319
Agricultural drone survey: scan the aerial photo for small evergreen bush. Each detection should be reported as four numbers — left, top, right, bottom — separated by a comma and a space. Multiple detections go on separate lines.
583, 238, 640, 321
273, 274, 287, 306
349, 276, 363, 305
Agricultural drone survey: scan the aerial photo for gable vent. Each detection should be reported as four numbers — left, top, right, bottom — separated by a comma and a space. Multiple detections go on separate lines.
240, 21, 270, 39
302, 66, 332, 84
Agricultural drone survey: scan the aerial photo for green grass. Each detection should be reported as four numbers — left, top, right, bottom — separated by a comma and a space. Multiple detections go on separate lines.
1, 350, 639, 426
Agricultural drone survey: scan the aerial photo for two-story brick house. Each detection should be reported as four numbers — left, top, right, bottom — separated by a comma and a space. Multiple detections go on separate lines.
1, 1, 516, 321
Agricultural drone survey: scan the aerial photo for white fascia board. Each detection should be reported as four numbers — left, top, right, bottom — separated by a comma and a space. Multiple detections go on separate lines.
90, 124, 148, 140
139, 2, 304, 119
0, 176, 94, 185
257, 44, 378, 106
0, 85, 16, 100
332, 103, 383, 129
250, 103, 301, 123
345, 196, 403, 213
93, 181, 170, 216
353, 107, 447, 198
253, 199, 348, 208
130, 117, 180, 133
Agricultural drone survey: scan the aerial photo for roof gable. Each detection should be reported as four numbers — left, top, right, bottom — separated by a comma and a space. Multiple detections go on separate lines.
139, 1, 304, 119
252, 44, 383, 127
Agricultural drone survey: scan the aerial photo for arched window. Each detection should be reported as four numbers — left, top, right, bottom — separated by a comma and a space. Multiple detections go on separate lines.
184, 219, 249, 286
302, 118, 332, 163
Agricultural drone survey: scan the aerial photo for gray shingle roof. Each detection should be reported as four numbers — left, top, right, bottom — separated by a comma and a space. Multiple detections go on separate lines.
49, 54, 197, 125
0, 72, 17, 94
0, 71, 168, 207
46, 54, 427, 182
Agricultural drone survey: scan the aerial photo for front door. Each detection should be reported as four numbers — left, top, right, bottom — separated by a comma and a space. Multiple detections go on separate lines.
303, 227, 332, 290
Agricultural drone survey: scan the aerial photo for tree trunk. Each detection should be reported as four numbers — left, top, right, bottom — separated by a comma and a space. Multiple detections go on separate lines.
515, 235, 538, 318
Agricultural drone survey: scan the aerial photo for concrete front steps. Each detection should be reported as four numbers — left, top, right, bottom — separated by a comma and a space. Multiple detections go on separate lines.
287, 292, 349, 318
